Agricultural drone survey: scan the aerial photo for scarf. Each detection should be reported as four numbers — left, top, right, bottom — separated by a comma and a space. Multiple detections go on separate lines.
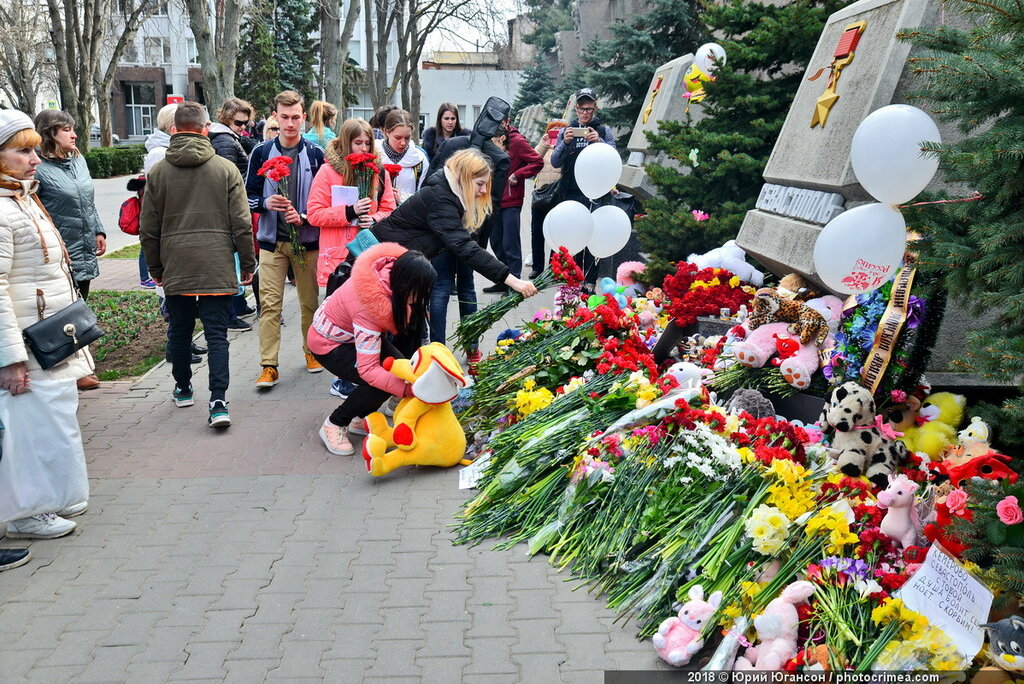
382, 139, 406, 164
443, 167, 467, 212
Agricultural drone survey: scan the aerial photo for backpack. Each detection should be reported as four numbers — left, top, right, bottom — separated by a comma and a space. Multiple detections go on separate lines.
118, 196, 141, 236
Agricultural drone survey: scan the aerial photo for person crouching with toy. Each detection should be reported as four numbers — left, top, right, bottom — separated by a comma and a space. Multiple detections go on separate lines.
307, 242, 435, 455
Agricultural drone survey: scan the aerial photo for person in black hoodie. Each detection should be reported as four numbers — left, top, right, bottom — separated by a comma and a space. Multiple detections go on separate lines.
371, 149, 537, 350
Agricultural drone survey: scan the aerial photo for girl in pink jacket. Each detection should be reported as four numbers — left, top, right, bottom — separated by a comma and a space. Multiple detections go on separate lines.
307, 242, 435, 455
307, 118, 397, 287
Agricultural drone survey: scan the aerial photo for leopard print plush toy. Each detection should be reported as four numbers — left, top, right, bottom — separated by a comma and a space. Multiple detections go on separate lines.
747, 288, 831, 346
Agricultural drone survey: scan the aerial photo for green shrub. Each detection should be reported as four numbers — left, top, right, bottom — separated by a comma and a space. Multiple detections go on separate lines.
84, 145, 146, 179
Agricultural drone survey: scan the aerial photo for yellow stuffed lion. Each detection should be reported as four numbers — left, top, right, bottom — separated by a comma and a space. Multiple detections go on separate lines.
362, 342, 471, 477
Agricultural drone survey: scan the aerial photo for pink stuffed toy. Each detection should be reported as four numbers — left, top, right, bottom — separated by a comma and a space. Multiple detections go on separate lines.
734, 580, 816, 671
653, 585, 722, 667
731, 295, 844, 390
877, 474, 920, 550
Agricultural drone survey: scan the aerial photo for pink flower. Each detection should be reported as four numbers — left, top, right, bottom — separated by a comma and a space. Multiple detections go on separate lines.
890, 389, 908, 403
996, 495, 1023, 525
945, 488, 968, 516
691, 209, 710, 222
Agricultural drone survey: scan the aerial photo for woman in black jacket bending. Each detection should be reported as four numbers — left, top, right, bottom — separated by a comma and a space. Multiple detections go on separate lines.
370, 149, 537, 345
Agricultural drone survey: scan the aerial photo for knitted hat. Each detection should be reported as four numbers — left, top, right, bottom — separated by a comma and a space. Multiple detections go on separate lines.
0, 110, 35, 148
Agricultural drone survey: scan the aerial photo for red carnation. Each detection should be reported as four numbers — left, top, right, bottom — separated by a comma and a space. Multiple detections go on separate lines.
384, 164, 402, 177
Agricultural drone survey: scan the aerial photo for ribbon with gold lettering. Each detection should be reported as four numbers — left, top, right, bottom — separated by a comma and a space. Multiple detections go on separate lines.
860, 267, 915, 394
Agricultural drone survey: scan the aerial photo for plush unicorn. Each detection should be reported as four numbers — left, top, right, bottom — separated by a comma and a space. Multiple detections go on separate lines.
876, 474, 920, 550
652, 585, 722, 667
362, 343, 471, 477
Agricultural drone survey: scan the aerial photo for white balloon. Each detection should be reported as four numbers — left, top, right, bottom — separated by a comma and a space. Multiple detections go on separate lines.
588, 205, 632, 259
543, 200, 594, 255
813, 203, 907, 295
695, 43, 727, 74
850, 104, 941, 205
574, 143, 622, 200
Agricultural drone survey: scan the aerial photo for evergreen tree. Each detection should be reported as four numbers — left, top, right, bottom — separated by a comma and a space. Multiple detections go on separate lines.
900, 0, 1024, 450
273, 0, 318, 102
512, 60, 556, 115
635, 0, 850, 282
578, 0, 706, 143
236, 1, 281, 114
522, 0, 574, 52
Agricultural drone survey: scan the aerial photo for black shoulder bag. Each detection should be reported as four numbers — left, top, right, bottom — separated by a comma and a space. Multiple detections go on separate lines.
21, 196, 103, 370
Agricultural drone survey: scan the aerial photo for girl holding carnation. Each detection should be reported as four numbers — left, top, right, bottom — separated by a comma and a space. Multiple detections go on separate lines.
307, 118, 397, 287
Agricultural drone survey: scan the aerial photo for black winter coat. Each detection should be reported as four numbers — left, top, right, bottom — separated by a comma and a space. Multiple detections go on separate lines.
370, 173, 510, 284
426, 134, 509, 207
208, 123, 249, 176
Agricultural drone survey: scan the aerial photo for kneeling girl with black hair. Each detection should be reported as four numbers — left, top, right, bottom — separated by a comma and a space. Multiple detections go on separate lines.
307, 243, 436, 455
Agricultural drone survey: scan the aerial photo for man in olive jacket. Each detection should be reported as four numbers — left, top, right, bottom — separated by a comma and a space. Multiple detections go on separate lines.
141, 101, 256, 429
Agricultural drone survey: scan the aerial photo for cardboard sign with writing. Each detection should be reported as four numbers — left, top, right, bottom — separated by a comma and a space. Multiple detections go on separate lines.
896, 543, 993, 658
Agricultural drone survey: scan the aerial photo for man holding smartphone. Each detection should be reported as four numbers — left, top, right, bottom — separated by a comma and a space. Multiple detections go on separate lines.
550, 88, 617, 288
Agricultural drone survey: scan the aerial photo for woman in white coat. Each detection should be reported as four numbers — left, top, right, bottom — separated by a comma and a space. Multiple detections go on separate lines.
0, 110, 91, 540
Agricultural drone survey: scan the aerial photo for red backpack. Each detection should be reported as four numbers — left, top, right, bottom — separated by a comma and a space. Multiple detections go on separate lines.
118, 196, 141, 236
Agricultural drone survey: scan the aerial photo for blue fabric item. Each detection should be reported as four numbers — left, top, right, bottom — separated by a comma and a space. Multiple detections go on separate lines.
429, 250, 478, 348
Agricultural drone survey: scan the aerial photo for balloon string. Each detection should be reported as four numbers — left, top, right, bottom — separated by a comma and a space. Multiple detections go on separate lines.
898, 191, 983, 208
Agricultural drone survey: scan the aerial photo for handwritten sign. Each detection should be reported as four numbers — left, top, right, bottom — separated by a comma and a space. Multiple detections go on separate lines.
896, 543, 993, 658
458, 453, 491, 490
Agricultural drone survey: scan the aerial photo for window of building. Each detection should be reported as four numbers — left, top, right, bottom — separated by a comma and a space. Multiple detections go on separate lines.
123, 40, 139, 64
124, 82, 156, 137
457, 105, 467, 126
144, 37, 171, 64
185, 37, 197, 64
153, 0, 169, 15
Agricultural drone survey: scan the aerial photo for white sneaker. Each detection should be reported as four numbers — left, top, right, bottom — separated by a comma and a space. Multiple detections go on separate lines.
524, 255, 533, 267
381, 396, 400, 417
6, 513, 77, 539
57, 501, 88, 518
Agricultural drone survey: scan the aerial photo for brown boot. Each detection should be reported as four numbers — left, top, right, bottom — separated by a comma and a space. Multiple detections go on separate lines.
77, 374, 100, 391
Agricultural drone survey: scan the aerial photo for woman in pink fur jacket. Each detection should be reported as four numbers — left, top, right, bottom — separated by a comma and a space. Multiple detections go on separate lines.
306, 242, 435, 456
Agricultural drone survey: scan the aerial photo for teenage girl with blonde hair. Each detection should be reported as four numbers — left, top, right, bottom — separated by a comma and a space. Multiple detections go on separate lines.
369, 148, 537, 351
304, 100, 338, 148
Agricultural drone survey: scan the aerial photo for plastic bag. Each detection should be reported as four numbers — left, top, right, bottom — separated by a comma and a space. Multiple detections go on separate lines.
0, 378, 89, 522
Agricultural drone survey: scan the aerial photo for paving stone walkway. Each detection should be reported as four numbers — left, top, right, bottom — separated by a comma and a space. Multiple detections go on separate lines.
0, 273, 669, 682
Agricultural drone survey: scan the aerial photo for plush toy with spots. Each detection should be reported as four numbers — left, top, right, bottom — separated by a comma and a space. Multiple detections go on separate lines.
818, 382, 908, 489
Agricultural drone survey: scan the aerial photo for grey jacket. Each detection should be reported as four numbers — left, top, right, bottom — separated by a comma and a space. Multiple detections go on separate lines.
34, 155, 106, 282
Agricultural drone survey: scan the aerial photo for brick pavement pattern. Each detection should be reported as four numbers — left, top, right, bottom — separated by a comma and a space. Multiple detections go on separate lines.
0, 277, 670, 682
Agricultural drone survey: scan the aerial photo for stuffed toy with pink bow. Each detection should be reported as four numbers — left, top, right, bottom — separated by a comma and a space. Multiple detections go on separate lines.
730, 290, 844, 390
652, 585, 722, 667
818, 382, 909, 490
734, 580, 816, 671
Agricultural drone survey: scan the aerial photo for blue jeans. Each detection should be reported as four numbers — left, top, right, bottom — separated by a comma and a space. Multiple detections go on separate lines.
429, 250, 478, 349
138, 248, 149, 281
491, 207, 523, 278
165, 294, 231, 402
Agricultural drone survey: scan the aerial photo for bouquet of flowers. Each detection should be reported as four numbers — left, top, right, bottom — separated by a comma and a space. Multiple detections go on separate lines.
452, 248, 582, 353
662, 262, 754, 327
346, 152, 379, 198
257, 155, 305, 262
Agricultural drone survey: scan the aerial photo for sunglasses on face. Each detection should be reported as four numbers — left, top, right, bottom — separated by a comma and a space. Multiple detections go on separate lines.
234, 119, 249, 127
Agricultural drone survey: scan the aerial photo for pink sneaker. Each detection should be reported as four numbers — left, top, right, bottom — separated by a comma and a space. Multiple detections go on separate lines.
319, 419, 354, 456
349, 417, 368, 436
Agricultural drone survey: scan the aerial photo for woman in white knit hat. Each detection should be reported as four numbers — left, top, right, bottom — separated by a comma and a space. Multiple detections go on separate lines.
0, 109, 92, 544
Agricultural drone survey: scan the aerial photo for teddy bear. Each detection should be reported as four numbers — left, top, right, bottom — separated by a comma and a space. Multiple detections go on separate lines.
897, 391, 966, 460
957, 416, 993, 458
652, 585, 723, 667
818, 382, 909, 489
734, 580, 816, 671
731, 294, 844, 390
687, 240, 765, 287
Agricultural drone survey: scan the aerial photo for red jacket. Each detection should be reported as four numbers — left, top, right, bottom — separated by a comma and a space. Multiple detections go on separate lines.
501, 126, 544, 209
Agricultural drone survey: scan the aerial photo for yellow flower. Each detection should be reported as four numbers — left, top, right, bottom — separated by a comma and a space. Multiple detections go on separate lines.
523, 378, 536, 391
767, 458, 808, 485
871, 597, 904, 626
722, 603, 742, 619
737, 447, 754, 464
514, 380, 554, 418
728, 275, 740, 288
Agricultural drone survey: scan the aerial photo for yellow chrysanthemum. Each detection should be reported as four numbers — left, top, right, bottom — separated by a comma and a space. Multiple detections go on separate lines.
728, 275, 740, 288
